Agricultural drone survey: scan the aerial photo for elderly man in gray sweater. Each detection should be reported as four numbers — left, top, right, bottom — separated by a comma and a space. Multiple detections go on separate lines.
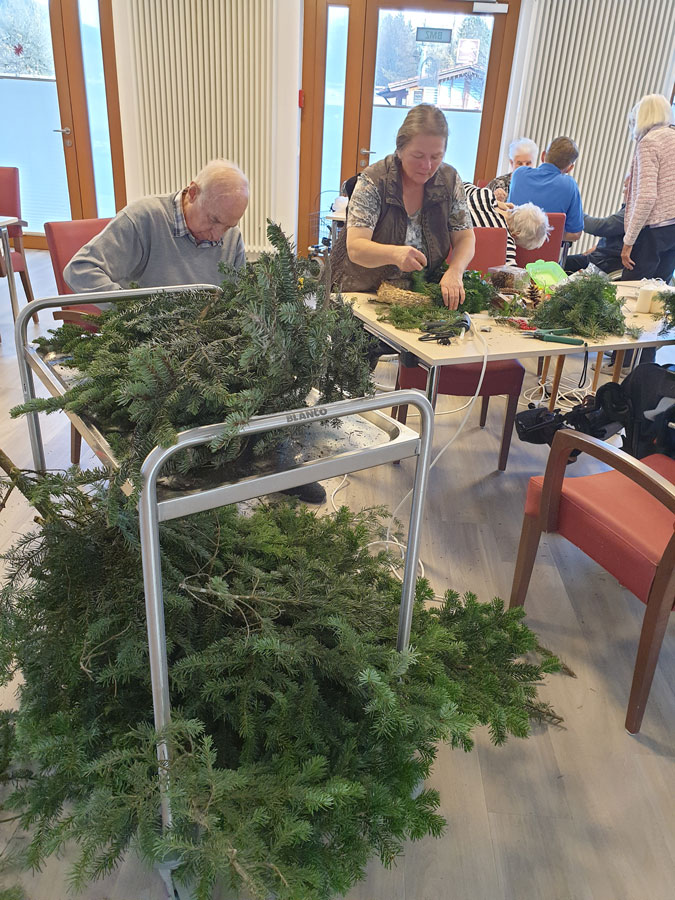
64, 159, 328, 503
64, 159, 248, 292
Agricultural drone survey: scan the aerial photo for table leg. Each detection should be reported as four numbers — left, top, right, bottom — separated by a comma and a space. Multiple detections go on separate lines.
539, 355, 551, 385
0, 227, 20, 322
591, 351, 604, 393
425, 364, 440, 409
612, 349, 625, 383
548, 356, 565, 411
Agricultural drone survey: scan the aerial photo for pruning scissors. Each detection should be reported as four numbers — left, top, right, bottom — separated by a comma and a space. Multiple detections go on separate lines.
522, 328, 586, 346
419, 314, 471, 344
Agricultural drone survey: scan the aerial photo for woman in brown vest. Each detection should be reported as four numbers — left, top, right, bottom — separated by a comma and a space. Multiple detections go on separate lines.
335, 104, 475, 310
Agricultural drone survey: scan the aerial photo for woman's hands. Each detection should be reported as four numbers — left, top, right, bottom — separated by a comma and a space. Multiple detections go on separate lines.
394, 245, 427, 271
494, 188, 508, 202
621, 243, 635, 270
440, 267, 465, 309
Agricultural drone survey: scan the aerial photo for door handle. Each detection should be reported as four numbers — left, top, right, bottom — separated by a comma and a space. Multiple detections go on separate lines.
359, 148, 376, 154
53, 127, 72, 135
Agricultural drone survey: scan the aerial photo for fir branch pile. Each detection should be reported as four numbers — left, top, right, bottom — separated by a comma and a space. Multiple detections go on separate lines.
377, 304, 464, 331
0, 462, 559, 899
376, 268, 499, 331
12, 223, 374, 496
656, 288, 675, 335
410, 266, 498, 314
531, 272, 625, 338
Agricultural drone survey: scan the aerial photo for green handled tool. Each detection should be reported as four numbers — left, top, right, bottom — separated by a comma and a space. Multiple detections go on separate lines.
523, 328, 586, 346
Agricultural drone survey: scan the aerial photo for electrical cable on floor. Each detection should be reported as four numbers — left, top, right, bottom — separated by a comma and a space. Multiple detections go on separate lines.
377, 318, 489, 582
330, 473, 349, 511
331, 475, 425, 580
521, 369, 593, 412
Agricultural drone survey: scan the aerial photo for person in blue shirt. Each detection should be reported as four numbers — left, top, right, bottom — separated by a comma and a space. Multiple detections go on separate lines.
508, 136, 584, 243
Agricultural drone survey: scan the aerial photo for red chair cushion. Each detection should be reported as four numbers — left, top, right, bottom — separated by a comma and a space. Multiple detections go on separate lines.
399, 359, 525, 398
515, 212, 566, 267
9, 248, 25, 272
525, 454, 675, 602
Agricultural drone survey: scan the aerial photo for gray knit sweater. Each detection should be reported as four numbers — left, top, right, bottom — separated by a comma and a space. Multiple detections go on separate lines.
64, 193, 246, 293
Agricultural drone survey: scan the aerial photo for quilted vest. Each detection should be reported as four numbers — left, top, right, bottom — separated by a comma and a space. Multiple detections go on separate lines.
333, 154, 459, 293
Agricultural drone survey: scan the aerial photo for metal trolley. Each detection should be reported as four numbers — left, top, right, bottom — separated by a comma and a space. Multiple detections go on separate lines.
14, 287, 222, 474
15, 292, 434, 898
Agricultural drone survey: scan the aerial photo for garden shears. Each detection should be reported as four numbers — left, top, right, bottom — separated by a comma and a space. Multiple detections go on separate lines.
522, 328, 586, 346
419, 313, 471, 345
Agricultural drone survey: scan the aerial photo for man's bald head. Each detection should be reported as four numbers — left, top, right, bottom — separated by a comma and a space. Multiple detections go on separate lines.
184, 159, 249, 244
195, 159, 249, 203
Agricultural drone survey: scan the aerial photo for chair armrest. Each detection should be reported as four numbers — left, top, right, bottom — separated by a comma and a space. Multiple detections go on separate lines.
539, 428, 675, 532
52, 308, 102, 328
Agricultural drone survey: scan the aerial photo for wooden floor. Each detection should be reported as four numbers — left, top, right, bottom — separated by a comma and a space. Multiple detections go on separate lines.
0, 252, 674, 900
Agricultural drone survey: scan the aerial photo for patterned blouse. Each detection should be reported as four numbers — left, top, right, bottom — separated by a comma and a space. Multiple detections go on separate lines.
346, 172, 473, 255
486, 172, 511, 196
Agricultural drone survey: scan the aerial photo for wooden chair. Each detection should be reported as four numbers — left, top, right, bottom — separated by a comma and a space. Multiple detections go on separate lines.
453, 225, 507, 274
509, 429, 675, 734
394, 226, 522, 471
44, 217, 112, 314
44, 217, 112, 464
0, 166, 38, 324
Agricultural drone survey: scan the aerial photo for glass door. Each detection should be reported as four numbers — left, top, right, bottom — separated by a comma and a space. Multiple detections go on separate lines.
356, 6, 494, 181
0, 0, 74, 229
0, 0, 116, 237
297, 0, 521, 255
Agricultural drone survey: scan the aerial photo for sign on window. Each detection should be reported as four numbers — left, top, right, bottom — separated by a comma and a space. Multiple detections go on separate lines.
416, 27, 452, 44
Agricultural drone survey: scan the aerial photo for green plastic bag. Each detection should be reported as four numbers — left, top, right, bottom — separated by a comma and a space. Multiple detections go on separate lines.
526, 260, 567, 291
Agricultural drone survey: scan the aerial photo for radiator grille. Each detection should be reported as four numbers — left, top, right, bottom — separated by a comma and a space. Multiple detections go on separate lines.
116, 0, 275, 254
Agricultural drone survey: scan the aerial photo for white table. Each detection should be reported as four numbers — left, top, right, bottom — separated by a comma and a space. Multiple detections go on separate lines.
347, 283, 675, 410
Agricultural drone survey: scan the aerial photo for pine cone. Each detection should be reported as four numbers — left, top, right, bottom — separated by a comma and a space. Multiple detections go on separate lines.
525, 280, 542, 308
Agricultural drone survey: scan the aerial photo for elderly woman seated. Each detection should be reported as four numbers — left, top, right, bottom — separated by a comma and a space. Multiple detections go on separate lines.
463, 182, 550, 263
487, 137, 539, 201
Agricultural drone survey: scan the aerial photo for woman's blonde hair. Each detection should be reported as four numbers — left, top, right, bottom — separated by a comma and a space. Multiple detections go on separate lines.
631, 94, 673, 140
395, 104, 448, 153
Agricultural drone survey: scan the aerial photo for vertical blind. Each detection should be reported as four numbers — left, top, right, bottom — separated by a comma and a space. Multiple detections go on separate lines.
507, 0, 675, 247
120, 0, 275, 253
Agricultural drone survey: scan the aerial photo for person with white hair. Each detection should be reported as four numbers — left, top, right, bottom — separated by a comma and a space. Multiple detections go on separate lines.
621, 93, 675, 282
486, 137, 539, 201
64, 159, 249, 292
463, 182, 550, 264
508, 136, 584, 243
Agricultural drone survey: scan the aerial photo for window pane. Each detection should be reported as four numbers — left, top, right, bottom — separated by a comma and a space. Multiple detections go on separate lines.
79, 0, 115, 216
315, 5, 349, 243
0, 0, 71, 228
371, 9, 494, 181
